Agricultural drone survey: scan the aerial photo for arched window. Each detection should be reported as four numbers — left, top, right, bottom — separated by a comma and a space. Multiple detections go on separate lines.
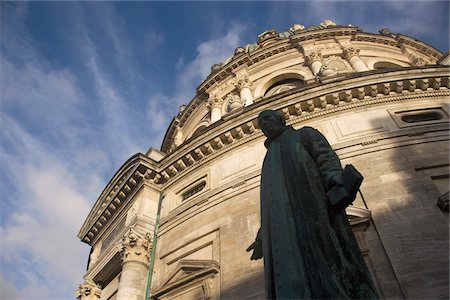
264, 78, 306, 97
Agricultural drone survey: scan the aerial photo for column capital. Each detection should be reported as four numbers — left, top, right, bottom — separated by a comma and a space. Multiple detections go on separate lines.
207, 92, 224, 109
234, 74, 252, 90
75, 279, 102, 300
305, 51, 323, 66
343, 47, 360, 59
120, 230, 152, 265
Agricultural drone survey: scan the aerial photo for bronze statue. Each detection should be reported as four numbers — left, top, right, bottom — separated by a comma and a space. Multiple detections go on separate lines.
247, 110, 378, 299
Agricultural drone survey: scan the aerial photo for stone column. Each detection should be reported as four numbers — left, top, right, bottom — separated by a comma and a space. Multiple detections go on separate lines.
234, 75, 254, 106
305, 51, 323, 75
75, 279, 102, 300
116, 231, 152, 300
343, 47, 369, 72
208, 92, 223, 123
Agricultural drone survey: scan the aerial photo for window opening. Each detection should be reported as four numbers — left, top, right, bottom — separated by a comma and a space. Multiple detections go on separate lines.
401, 112, 443, 123
264, 78, 306, 97
182, 180, 206, 201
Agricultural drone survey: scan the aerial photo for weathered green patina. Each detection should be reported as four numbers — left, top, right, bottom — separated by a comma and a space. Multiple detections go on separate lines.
247, 110, 378, 299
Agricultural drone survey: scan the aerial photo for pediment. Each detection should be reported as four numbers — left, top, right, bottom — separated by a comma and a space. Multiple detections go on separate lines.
153, 259, 220, 298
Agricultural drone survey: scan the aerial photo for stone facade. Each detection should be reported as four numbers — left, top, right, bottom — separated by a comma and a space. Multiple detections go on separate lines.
77, 21, 449, 299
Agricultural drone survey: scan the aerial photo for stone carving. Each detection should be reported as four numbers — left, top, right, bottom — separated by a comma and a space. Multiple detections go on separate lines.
343, 47, 360, 59
305, 51, 323, 66
207, 92, 223, 109
178, 104, 186, 115
378, 28, 396, 38
247, 110, 378, 299
290, 24, 305, 32
202, 277, 214, 299
234, 47, 245, 55
75, 279, 101, 300
174, 125, 183, 147
234, 74, 252, 90
320, 19, 336, 27
226, 93, 243, 111
409, 54, 427, 66
210, 63, 221, 72
257, 29, 278, 47
120, 230, 152, 264
318, 63, 338, 77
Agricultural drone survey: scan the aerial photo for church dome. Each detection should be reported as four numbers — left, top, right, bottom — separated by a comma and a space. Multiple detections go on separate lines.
78, 20, 449, 300
161, 20, 444, 154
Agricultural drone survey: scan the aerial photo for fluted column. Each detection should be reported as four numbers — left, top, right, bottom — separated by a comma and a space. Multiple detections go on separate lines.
116, 230, 152, 300
343, 47, 369, 72
305, 51, 323, 75
75, 279, 102, 300
208, 92, 223, 123
234, 75, 254, 106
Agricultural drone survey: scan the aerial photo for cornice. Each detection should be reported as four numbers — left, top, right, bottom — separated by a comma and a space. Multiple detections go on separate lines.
78, 153, 163, 245
396, 34, 442, 59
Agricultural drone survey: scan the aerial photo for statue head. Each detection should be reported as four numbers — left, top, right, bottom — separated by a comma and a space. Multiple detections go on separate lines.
258, 110, 286, 138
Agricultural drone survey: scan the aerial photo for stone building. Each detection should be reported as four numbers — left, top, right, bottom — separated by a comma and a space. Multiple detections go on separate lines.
76, 20, 449, 300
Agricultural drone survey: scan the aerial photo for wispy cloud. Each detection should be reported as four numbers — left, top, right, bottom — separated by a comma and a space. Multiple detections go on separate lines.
0, 2, 146, 298
173, 21, 247, 105
144, 21, 248, 148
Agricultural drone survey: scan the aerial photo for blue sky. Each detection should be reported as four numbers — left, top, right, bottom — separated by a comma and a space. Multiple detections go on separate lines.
0, 1, 448, 299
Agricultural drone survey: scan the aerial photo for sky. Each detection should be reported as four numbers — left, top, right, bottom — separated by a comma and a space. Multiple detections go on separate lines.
0, 1, 448, 299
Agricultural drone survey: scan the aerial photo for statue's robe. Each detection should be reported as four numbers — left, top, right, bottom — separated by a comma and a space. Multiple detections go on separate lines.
259, 126, 378, 299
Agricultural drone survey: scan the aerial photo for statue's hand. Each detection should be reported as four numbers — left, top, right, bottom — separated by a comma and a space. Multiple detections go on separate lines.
246, 239, 263, 260
330, 172, 344, 187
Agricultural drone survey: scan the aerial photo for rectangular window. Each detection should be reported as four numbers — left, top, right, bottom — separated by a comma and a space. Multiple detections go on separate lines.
389, 106, 449, 128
